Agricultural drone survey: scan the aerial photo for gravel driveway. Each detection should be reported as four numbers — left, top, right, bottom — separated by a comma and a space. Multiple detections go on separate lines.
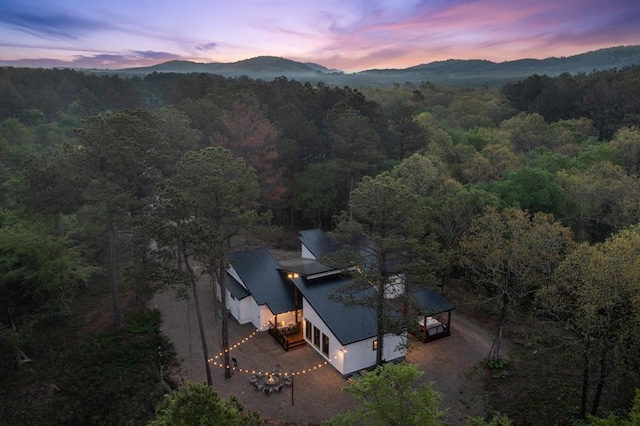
150, 272, 495, 425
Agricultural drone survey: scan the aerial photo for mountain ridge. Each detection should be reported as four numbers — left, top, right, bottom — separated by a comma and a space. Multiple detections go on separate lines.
109, 45, 640, 86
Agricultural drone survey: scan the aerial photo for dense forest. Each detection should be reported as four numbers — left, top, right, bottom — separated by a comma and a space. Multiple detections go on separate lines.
1, 64, 639, 425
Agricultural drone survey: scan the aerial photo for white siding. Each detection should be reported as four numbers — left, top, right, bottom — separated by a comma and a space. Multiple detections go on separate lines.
257, 305, 273, 331
226, 290, 256, 326
227, 266, 245, 287
302, 299, 405, 375
382, 333, 406, 362
301, 244, 316, 260
384, 274, 405, 299
302, 299, 346, 373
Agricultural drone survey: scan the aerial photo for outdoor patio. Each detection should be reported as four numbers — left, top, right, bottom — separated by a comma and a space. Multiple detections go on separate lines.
150, 274, 494, 425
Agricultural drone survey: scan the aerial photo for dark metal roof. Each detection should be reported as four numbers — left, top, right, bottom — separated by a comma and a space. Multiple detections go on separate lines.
225, 272, 250, 300
278, 258, 340, 279
299, 229, 339, 258
292, 276, 378, 346
409, 288, 455, 315
228, 248, 295, 315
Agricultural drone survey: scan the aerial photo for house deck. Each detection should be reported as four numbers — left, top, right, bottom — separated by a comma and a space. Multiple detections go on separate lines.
268, 321, 306, 351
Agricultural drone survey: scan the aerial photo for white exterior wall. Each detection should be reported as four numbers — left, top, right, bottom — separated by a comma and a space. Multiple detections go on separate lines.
302, 299, 346, 373
227, 265, 270, 330
226, 289, 255, 326
257, 305, 273, 331
301, 244, 316, 260
343, 338, 377, 375
382, 333, 406, 362
227, 266, 243, 284
302, 299, 405, 375
384, 274, 405, 299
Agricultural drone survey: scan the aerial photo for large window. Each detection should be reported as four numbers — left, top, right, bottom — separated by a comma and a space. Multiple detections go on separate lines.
305, 320, 312, 340
322, 333, 329, 356
313, 326, 320, 348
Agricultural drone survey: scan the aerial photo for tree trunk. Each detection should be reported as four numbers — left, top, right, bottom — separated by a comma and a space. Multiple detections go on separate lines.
375, 281, 385, 366
580, 343, 590, 418
591, 343, 611, 416
489, 299, 508, 363
183, 253, 213, 386
108, 219, 121, 329
214, 259, 232, 379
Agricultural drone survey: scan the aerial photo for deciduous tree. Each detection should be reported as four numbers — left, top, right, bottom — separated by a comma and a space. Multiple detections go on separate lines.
538, 226, 640, 417
327, 362, 444, 426
148, 382, 261, 426
458, 207, 574, 362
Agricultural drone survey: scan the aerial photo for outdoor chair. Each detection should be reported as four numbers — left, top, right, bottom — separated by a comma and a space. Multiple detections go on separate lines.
273, 364, 281, 374
255, 382, 264, 391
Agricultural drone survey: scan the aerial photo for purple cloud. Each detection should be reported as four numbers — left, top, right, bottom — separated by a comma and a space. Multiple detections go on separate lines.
0, 2, 111, 39
131, 50, 181, 60
196, 42, 218, 51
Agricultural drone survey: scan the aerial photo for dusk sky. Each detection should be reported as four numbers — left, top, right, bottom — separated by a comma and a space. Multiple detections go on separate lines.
1, 0, 639, 72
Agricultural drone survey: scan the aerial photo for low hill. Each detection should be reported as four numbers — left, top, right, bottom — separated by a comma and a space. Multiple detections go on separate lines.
113, 45, 640, 86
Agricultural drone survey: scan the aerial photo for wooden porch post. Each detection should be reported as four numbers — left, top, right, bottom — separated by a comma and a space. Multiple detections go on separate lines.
423, 315, 428, 342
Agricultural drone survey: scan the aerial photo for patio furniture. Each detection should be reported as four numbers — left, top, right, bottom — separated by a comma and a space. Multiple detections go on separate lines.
251, 372, 284, 394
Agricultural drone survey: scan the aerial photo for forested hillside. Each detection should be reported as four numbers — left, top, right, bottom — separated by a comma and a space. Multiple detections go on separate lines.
1, 65, 639, 425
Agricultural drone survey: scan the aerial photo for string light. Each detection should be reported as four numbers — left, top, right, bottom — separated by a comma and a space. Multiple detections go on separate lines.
209, 360, 330, 376
205, 321, 331, 376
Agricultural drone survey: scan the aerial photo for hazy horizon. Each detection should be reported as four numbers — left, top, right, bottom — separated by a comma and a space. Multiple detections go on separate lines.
1, 0, 639, 72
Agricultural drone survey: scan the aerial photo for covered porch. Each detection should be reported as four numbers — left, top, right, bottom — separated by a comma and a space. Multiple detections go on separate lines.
267, 311, 306, 351
407, 288, 456, 343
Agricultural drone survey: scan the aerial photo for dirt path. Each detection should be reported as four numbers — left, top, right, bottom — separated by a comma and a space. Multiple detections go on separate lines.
150, 274, 496, 425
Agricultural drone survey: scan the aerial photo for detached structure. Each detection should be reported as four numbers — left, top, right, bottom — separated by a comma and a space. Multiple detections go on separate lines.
224, 229, 454, 376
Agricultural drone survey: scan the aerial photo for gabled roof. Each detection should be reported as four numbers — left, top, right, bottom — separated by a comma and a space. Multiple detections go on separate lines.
227, 248, 295, 314
225, 272, 250, 300
292, 276, 378, 346
409, 288, 456, 315
299, 229, 339, 258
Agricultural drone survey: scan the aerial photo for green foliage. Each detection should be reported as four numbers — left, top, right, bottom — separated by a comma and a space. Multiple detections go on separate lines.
327, 172, 434, 364
467, 412, 512, 426
0, 308, 173, 426
0, 216, 98, 328
3, 63, 640, 425
557, 161, 640, 241
293, 160, 341, 228
539, 227, 640, 417
148, 382, 261, 426
326, 362, 445, 426
458, 206, 575, 361
487, 167, 568, 216
585, 389, 640, 425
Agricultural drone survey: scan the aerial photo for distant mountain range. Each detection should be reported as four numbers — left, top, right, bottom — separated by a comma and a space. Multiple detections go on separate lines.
112, 45, 640, 87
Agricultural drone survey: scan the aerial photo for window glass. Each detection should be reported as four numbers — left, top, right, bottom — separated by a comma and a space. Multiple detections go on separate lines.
313, 326, 320, 347
322, 333, 329, 356
305, 320, 312, 340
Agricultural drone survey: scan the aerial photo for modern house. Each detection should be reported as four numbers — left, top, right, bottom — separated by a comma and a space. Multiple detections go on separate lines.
224, 229, 454, 376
